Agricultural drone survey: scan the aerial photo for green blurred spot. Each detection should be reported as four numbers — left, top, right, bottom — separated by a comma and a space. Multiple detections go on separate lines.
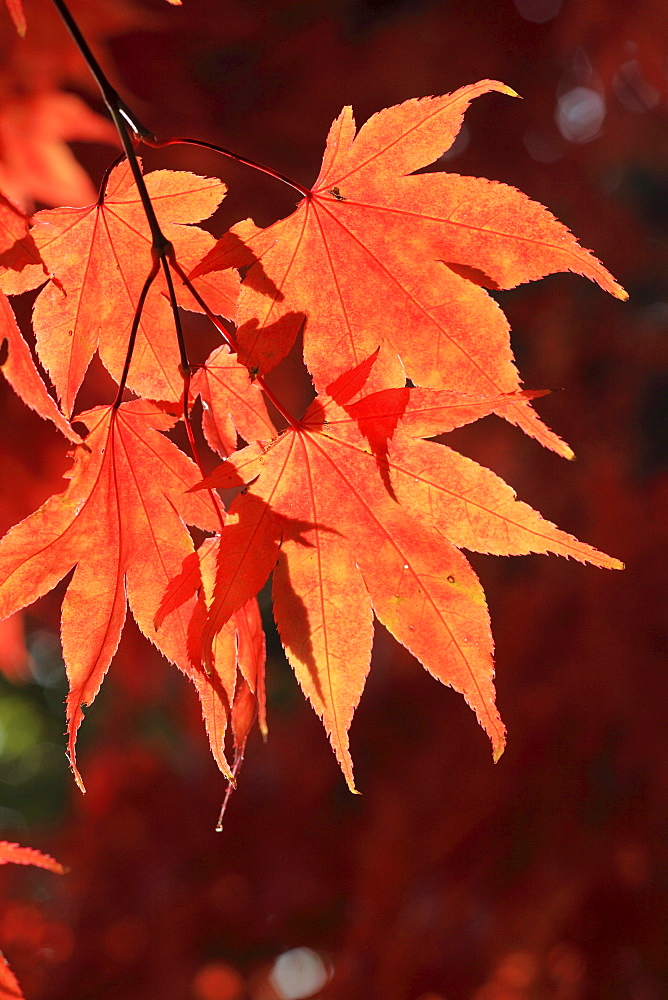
0, 695, 44, 760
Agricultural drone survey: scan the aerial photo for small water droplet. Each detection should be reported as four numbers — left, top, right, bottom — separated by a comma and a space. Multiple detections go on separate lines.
403, 563, 408, 569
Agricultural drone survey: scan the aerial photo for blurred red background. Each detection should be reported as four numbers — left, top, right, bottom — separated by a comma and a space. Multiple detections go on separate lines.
0, 0, 665, 998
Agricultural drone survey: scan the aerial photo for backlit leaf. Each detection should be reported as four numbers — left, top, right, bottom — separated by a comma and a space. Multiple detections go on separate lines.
194, 82, 626, 458
195, 382, 621, 787
0, 400, 221, 788
30, 161, 238, 415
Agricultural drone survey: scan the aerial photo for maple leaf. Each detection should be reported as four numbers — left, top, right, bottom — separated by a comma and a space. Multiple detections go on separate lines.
194, 80, 627, 458
0, 400, 222, 788
29, 161, 239, 416
194, 369, 622, 790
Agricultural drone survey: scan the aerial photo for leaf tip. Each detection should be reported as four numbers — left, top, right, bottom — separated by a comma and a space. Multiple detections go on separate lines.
502, 85, 521, 99
44, 857, 69, 875
490, 720, 507, 764
345, 776, 361, 795
71, 763, 86, 794
66, 736, 86, 793
339, 755, 359, 794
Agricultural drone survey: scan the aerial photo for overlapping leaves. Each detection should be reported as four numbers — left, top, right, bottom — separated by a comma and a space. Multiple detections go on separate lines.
193, 368, 621, 789
0, 81, 624, 789
30, 160, 238, 415
0, 401, 224, 784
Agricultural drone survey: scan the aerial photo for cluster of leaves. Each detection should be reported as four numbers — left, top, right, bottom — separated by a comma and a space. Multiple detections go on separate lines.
0, 0, 625, 800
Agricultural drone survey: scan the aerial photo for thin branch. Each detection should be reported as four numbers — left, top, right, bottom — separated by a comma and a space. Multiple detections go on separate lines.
160, 256, 226, 532
96, 151, 129, 206
50, 0, 153, 140
50, 0, 179, 342
113, 261, 159, 409
52, 0, 299, 450
144, 135, 311, 199
50, 2, 203, 425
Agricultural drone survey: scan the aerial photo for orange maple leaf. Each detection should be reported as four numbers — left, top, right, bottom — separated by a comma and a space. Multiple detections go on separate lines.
0, 52, 628, 799
194, 362, 622, 790
194, 81, 627, 458
29, 161, 238, 415
0, 400, 223, 788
